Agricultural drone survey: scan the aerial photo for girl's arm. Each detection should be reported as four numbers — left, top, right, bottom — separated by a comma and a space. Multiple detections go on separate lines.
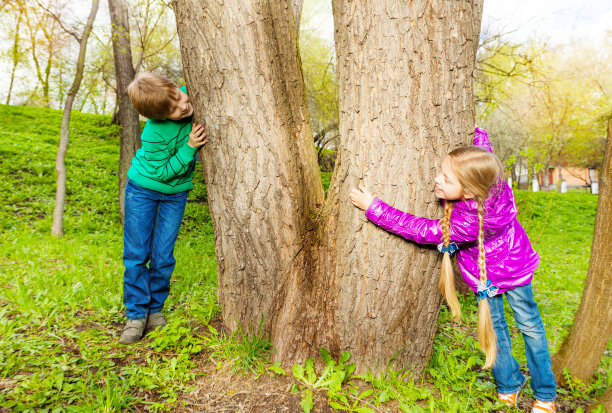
365, 197, 444, 245
350, 184, 447, 244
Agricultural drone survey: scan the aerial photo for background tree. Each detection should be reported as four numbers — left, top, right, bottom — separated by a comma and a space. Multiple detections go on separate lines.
551, 116, 612, 386
4, 0, 25, 105
299, 0, 339, 169
51, 0, 100, 236
173, 0, 482, 372
22, 1, 71, 107
108, 0, 142, 221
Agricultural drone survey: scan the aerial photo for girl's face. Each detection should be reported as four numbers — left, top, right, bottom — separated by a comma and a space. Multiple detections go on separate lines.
434, 156, 466, 200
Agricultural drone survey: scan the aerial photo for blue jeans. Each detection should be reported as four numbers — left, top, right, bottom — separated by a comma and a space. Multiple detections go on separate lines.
123, 181, 188, 320
481, 283, 556, 402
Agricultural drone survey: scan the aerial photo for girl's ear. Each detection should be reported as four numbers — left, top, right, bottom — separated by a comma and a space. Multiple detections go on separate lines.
463, 191, 474, 200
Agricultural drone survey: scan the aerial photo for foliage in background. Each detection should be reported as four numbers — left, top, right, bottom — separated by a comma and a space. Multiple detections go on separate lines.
0, 0, 182, 115
475, 32, 612, 178
299, 0, 339, 167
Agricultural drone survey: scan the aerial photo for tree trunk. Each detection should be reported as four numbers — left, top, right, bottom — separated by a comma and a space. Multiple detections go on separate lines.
592, 386, 612, 411
6, 7, 23, 105
174, 0, 481, 373
108, 0, 142, 223
51, 0, 99, 236
551, 117, 612, 384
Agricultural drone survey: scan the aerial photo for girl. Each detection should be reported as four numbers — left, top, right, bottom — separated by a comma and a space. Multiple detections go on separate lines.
349, 128, 556, 413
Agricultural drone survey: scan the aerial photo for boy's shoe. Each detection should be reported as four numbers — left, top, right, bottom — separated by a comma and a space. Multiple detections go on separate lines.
497, 391, 519, 406
532, 400, 555, 413
146, 312, 167, 333
119, 319, 147, 344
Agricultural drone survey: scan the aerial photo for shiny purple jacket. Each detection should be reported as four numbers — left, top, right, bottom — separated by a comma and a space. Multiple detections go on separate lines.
365, 128, 539, 294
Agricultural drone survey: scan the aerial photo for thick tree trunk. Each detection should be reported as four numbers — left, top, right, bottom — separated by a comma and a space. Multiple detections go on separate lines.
51, 0, 99, 236
552, 118, 612, 384
175, 0, 481, 373
174, 0, 324, 333
108, 0, 142, 223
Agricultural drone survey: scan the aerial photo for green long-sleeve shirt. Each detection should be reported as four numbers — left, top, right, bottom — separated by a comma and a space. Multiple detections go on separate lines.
127, 88, 197, 194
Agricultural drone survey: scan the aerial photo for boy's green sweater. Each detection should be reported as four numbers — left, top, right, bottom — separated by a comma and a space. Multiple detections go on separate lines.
127, 90, 197, 194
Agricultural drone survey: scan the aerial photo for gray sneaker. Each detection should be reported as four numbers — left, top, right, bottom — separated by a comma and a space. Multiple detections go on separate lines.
146, 312, 167, 334
119, 319, 147, 344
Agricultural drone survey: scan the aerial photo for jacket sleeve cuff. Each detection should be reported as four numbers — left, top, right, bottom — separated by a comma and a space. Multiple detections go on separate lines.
365, 197, 385, 223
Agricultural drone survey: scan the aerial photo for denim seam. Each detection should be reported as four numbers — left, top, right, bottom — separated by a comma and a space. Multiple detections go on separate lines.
127, 314, 148, 320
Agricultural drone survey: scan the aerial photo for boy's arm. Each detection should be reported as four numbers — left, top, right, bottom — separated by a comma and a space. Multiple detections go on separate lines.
139, 128, 197, 181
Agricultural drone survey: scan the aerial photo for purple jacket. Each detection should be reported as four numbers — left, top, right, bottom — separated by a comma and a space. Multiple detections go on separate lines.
365, 128, 539, 294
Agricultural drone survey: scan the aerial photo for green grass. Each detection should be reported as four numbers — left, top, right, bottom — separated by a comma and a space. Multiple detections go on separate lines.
0, 104, 608, 411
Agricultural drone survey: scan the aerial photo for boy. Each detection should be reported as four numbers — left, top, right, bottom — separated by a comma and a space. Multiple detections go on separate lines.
119, 72, 207, 344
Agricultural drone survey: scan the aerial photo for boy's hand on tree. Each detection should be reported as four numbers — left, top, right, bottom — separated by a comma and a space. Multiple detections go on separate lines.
188, 123, 208, 149
349, 183, 374, 211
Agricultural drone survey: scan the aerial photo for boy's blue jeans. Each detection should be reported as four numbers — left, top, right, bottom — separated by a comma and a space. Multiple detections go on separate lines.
482, 283, 556, 402
123, 181, 188, 320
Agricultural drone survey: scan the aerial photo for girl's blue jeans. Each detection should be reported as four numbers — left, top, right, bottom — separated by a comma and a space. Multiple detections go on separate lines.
122, 181, 188, 320
481, 283, 556, 402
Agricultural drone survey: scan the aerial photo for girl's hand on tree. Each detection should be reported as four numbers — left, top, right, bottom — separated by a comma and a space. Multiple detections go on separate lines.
349, 183, 374, 211
188, 123, 208, 148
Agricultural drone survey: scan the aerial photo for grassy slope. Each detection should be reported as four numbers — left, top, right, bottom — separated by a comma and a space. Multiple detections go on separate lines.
0, 104, 608, 412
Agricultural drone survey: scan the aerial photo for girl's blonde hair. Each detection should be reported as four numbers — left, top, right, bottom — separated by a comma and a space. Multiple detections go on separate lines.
438, 146, 503, 369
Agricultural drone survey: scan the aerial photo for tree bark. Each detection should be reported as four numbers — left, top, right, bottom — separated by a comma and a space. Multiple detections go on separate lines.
552, 117, 612, 384
51, 0, 99, 236
108, 0, 142, 223
174, 0, 481, 373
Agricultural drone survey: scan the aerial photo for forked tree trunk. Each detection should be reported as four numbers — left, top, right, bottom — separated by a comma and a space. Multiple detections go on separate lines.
108, 0, 142, 222
552, 118, 612, 384
51, 0, 99, 236
174, 0, 481, 373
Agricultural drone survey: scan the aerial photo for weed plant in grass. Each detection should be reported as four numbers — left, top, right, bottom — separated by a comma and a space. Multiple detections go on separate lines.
0, 104, 609, 411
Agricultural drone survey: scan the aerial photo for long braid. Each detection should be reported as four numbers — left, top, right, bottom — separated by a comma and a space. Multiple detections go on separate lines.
476, 201, 497, 369
439, 201, 461, 322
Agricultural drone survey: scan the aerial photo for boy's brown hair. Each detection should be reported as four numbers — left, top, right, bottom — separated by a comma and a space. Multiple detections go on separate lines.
126, 72, 179, 119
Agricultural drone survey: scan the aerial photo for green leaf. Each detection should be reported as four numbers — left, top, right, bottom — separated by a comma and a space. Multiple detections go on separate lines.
359, 388, 373, 399
339, 351, 351, 364
268, 361, 285, 376
378, 388, 390, 403
300, 388, 314, 413
320, 348, 331, 364
305, 358, 316, 385
354, 408, 375, 413
329, 401, 348, 410
293, 364, 306, 381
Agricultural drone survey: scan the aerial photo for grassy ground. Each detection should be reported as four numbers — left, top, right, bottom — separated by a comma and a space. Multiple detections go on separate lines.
0, 104, 609, 412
